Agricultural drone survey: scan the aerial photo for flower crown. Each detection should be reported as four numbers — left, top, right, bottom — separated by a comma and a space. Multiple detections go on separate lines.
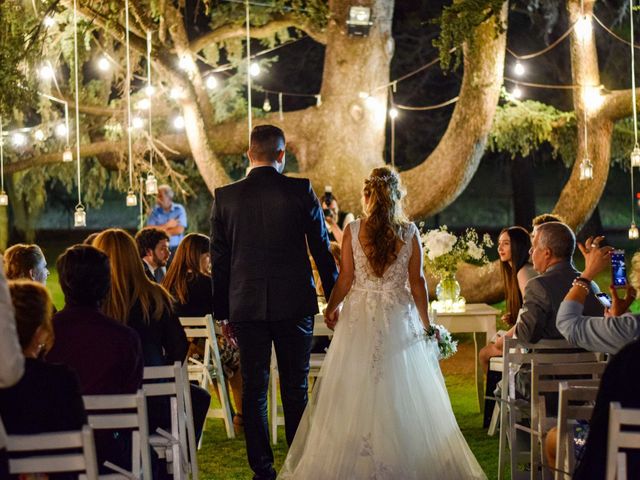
366, 174, 394, 187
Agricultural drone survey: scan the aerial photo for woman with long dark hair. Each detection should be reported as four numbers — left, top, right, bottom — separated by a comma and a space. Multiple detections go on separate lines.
278, 167, 486, 479
479, 226, 536, 374
162, 233, 243, 428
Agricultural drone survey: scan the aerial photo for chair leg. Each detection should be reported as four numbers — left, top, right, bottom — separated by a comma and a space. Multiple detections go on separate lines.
488, 403, 500, 436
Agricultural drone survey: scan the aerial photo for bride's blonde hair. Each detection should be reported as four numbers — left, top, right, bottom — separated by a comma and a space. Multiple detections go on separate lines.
362, 167, 408, 277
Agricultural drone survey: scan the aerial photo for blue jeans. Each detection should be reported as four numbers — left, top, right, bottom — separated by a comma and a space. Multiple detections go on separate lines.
233, 317, 313, 480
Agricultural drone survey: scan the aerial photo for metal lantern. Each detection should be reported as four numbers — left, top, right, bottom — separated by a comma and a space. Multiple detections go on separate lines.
74, 205, 86, 227
126, 189, 137, 207
629, 222, 640, 240
145, 172, 158, 195
632, 146, 640, 168
579, 157, 593, 180
62, 147, 73, 162
0, 191, 8, 206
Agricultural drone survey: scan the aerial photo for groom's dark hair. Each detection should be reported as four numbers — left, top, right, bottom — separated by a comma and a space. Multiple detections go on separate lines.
250, 125, 285, 161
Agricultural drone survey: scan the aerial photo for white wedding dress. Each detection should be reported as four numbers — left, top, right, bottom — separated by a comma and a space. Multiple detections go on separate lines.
278, 220, 487, 479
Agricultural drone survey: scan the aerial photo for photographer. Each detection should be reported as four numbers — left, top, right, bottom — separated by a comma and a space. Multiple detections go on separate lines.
556, 235, 640, 354
321, 187, 354, 244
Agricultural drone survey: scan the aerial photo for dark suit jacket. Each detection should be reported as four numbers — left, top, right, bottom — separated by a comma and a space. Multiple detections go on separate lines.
46, 305, 144, 395
515, 261, 603, 343
210, 166, 338, 322
0, 358, 86, 434
173, 273, 213, 317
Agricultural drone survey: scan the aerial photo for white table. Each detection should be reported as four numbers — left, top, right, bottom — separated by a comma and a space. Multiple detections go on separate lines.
434, 303, 500, 412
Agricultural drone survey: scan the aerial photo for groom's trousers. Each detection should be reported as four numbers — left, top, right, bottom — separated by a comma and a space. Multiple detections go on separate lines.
233, 316, 314, 480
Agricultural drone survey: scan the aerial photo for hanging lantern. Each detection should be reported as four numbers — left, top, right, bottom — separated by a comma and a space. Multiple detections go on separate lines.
632, 146, 640, 168
579, 157, 594, 180
126, 189, 137, 206
74, 205, 86, 227
145, 172, 158, 195
263, 95, 272, 112
0, 191, 8, 206
62, 147, 73, 162
629, 222, 640, 240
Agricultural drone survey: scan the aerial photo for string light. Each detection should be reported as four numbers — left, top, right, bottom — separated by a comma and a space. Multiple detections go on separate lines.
170, 87, 184, 100
72, 0, 85, 226
513, 61, 525, 76
249, 62, 261, 77
34, 129, 45, 141
582, 85, 604, 111
205, 75, 218, 90
12, 133, 26, 147
574, 14, 593, 43
39, 64, 55, 81
145, 85, 155, 97
173, 115, 185, 130
389, 107, 399, 119
0, 117, 7, 206
511, 86, 523, 99
132, 116, 144, 129
55, 123, 67, 138
43, 16, 55, 28
97, 56, 110, 72
136, 98, 150, 110
178, 55, 196, 73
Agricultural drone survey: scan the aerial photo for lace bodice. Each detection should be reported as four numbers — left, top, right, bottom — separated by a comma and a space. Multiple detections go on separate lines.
350, 219, 418, 293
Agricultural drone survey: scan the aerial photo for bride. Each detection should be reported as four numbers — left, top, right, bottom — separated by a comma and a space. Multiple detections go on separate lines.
277, 167, 487, 479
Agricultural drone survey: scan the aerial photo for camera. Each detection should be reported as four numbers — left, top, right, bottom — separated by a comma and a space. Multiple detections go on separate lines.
322, 185, 334, 207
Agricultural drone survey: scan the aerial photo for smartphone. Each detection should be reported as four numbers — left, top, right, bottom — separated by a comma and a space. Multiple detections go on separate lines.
611, 249, 627, 287
595, 292, 612, 308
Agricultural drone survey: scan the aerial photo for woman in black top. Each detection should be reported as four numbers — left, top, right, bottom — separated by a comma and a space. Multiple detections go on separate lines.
163, 233, 243, 428
0, 280, 86, 479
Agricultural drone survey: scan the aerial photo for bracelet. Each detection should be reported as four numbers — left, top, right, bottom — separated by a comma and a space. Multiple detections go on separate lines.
571, 279, 591, 294
575, 276, 593, 284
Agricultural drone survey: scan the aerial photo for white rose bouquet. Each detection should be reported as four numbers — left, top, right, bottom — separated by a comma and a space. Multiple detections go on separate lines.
421, 226, 493, 277
424, 324, 458, 360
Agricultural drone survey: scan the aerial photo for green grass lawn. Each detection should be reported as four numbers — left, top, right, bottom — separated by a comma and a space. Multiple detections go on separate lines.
197, 367, 503, 480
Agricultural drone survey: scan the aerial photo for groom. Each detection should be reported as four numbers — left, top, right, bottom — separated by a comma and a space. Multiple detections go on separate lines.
210, 124, 338, 480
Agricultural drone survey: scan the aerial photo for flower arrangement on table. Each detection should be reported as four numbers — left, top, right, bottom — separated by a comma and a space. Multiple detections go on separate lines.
424, 324, 458, 360
421, 226, 493, 312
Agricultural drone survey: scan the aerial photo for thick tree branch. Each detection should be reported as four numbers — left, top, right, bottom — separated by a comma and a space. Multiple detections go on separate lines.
190, 14, 327, 53
600, 89, 640, 121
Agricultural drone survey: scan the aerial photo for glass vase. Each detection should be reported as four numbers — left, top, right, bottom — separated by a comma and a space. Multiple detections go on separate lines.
435, 272, 461, 305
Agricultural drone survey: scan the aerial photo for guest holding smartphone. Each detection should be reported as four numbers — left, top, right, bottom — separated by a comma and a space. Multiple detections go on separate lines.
556, 236, 640, 355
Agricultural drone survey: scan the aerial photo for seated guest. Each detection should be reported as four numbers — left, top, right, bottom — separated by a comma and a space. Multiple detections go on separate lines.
572, 337, 640, 479
480, 226, 536, 373
93, 229, 209, 440
531, 213, 566, 234
46, 245, 143, 394
0, 280, 86, 436
515, 222, 602, 343
162, 233, 243, 429
557, 238, 639, 354
135, 227, 171, 283
4, 243, 49, 285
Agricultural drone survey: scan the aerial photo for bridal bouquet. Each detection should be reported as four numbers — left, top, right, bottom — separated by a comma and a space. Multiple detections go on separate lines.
421, 226, 493, 277
425, 324, 458, 360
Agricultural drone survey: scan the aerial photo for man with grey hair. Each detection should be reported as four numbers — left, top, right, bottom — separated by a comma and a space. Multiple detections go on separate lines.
515, 221, 602, 343
146, 184, 187, 252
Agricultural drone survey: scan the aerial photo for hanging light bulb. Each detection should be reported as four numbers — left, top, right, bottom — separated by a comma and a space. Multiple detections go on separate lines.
39, 64, 55, 81
43, 16, 56, 28
574, 14, 593, 42
136, 98, 150, 110
263, 95, 272, 112
74, 205, 86, 227
126, 189, 137, 206
582, 86, 604, 112
178, 55, 196, 72
62, 147, 73, 162
205, 75, 218, 90
630, 222, 640, 239
632, 145, 640, 168
131, 116, 144, 129
389, 107, 399, 119
0, 191, 7, 206
579, 157, 594, 180
145, 172, 158, 195
34, 129, 45, 142
511, 86, 523, 99
145, 85, 156, 97
55, 123, 68, 138
97, 56, 110, 72
173, 115, 185, 130
513, 61, 525, 76
249, 62, 261, 77
12, 133, 26, 147
170, 87, 184, 100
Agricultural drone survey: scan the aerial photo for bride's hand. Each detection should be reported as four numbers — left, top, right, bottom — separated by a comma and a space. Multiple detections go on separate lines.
324, 307, 339, 330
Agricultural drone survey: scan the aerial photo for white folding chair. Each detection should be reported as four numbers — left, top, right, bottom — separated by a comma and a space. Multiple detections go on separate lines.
143, 362, 199, 480
488, 356, 504, 436
530, 361, 605, 479
82, 390, 153, 479
607, 402, 640, 480
554, 380, 600, 480
6, 425, 99, 479
179, 315, 234, 439
497, 337, 599, 480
